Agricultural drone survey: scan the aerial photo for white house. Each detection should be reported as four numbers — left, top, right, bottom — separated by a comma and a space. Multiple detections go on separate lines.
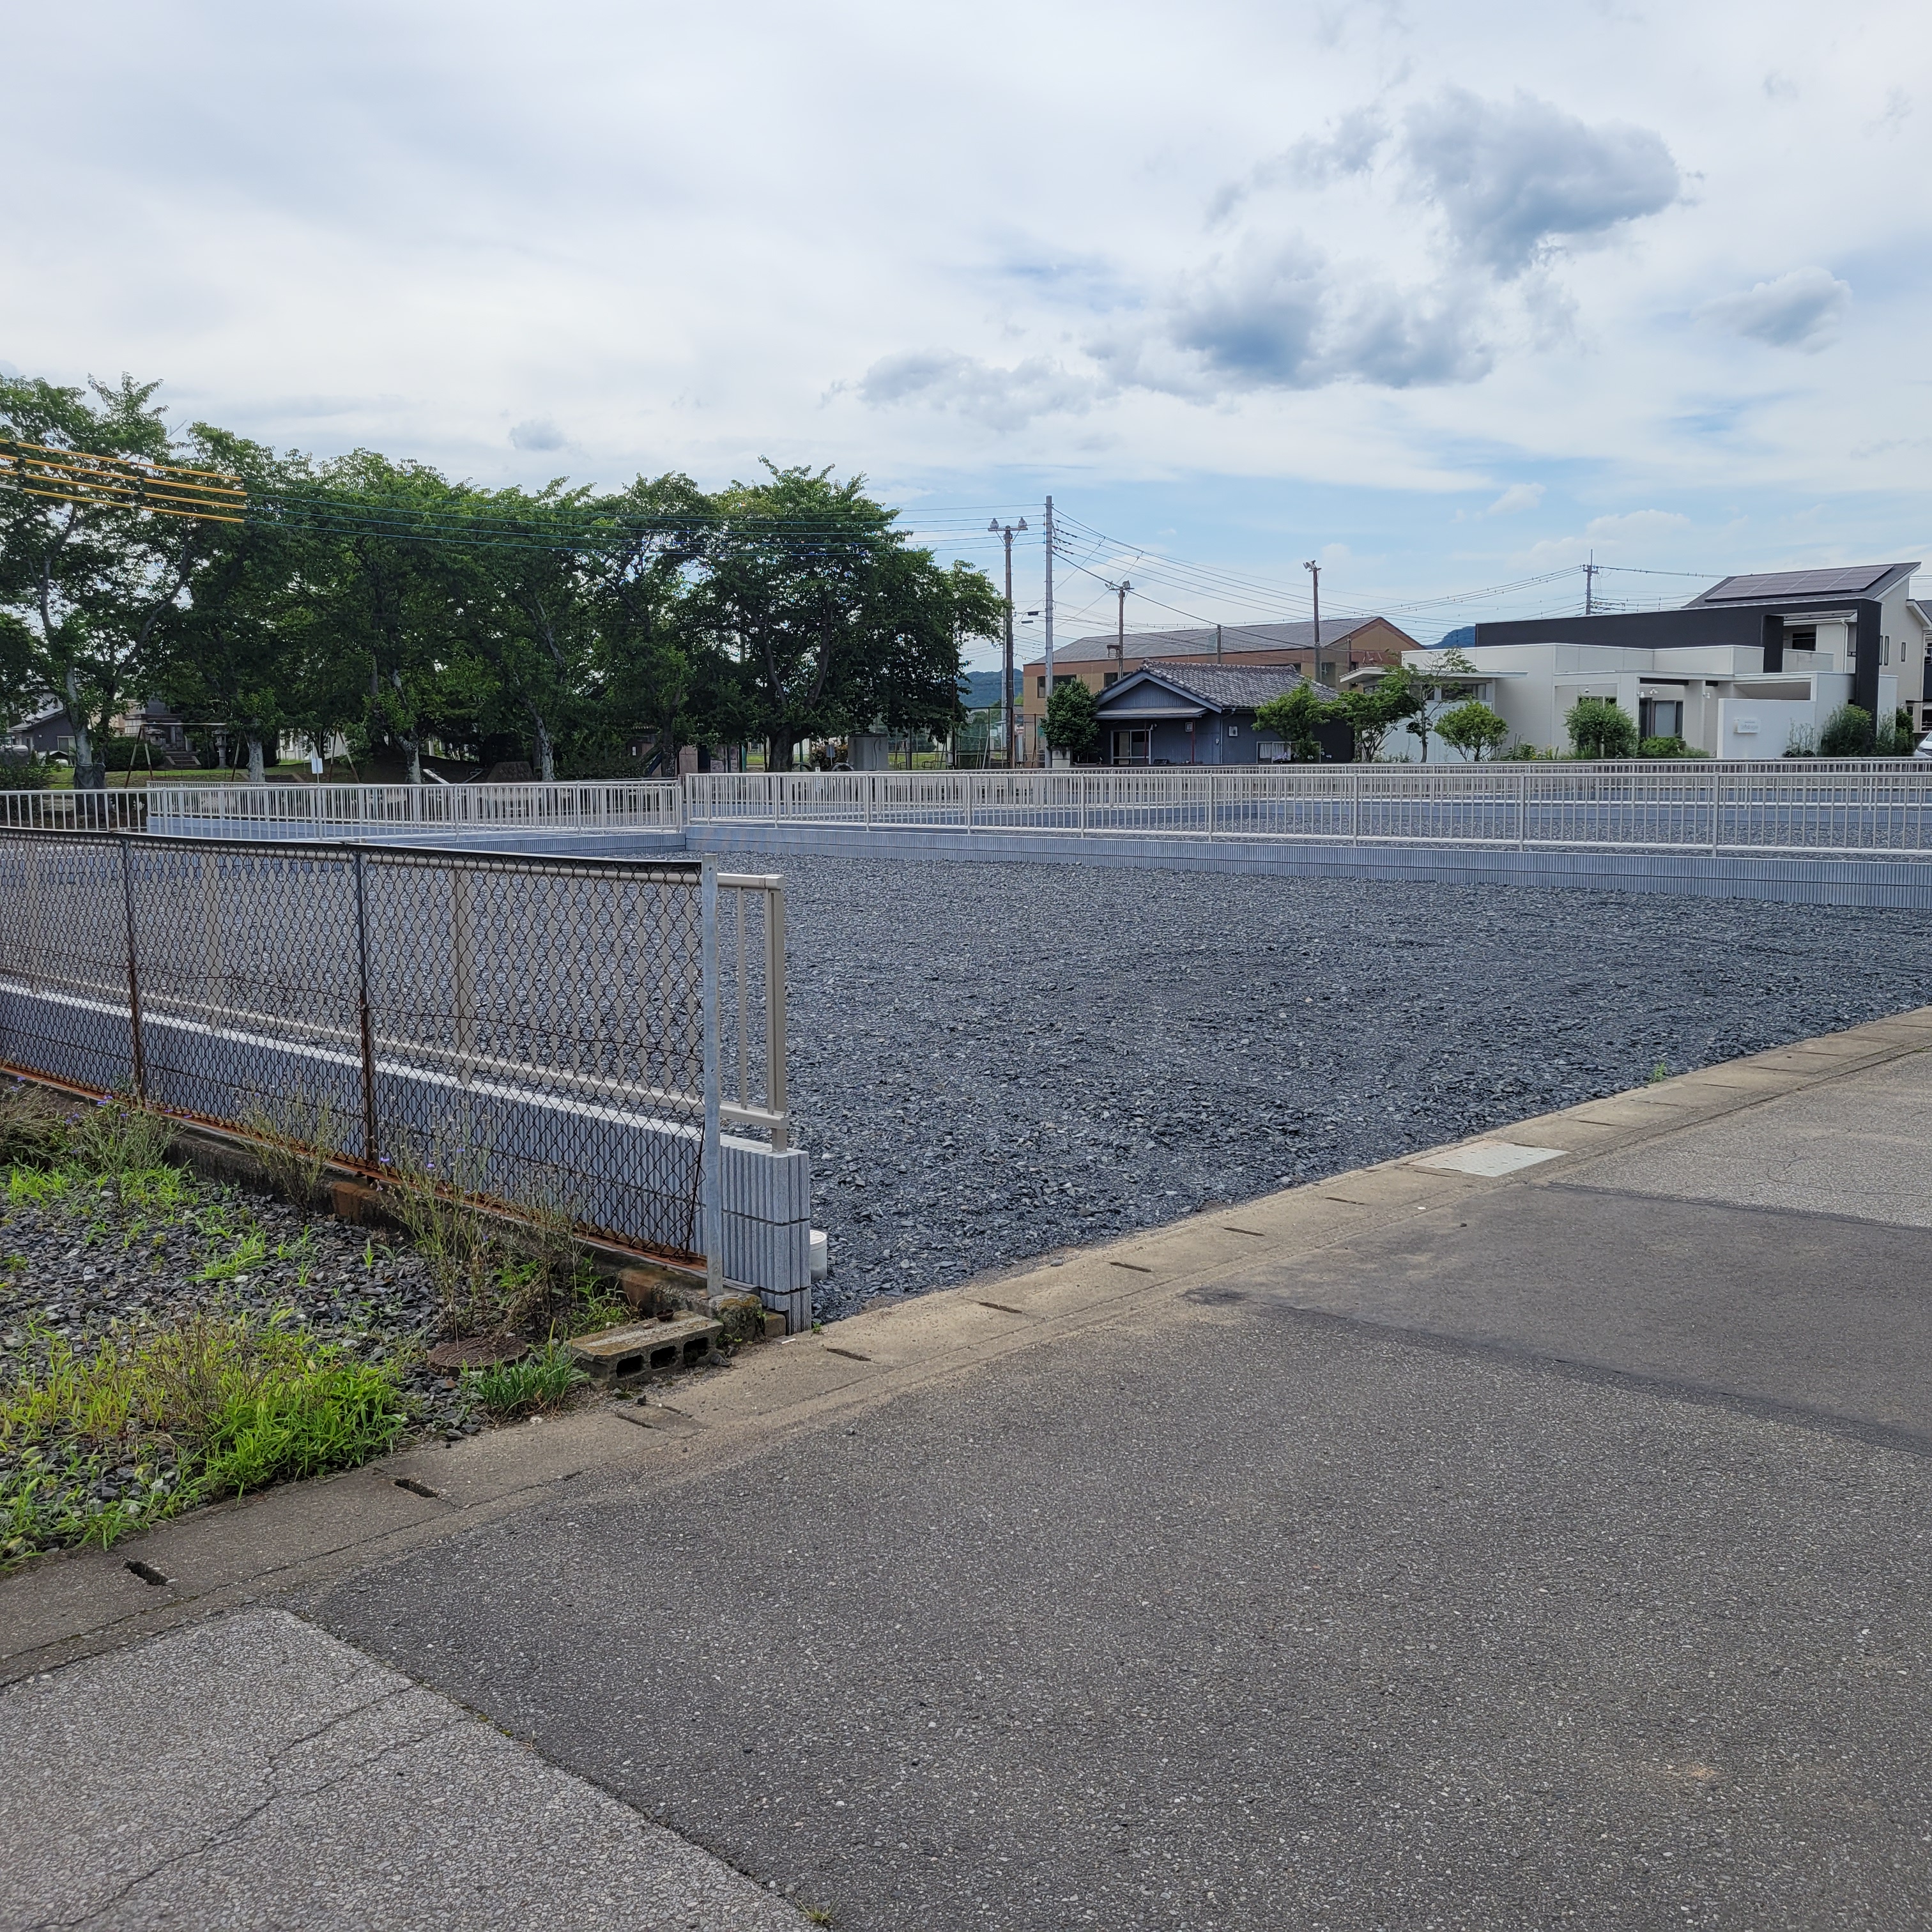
1397, 563, 1929, 759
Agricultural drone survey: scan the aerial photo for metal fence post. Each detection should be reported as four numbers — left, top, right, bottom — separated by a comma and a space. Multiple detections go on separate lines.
1518, 769, 1528, 850
1352, 766, 1361, 847
700, 863, 724, 1298
118, 836, 148, 1101
351, 847, 381, 1166
765, 883, 789, 1154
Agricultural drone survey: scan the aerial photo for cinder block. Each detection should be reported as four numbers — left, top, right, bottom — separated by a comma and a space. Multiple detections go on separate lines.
566, 1314, 722, 1382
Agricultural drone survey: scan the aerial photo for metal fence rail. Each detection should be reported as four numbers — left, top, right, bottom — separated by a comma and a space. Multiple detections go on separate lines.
0, 830, 782, 1275
685, 765, 1932, 857
143, 778, 684, 841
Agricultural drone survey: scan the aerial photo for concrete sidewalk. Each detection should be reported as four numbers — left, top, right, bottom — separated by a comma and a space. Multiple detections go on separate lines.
9, 1008, 1932, 1928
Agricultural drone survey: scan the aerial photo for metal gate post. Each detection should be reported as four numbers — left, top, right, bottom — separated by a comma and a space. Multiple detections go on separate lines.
350, 847, 381, 1165
118, 836, 148, 1101
765, 884, 789, 1154
700, 863, 724, 1298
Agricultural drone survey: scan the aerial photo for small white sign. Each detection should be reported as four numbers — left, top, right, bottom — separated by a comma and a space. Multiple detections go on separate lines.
1733, 718, 1759, 735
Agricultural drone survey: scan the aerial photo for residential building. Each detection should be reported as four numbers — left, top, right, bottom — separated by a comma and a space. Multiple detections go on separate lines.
1021, 617, 1416, 756
1089, 661, 1347, 765
1399, 564, 1929, 759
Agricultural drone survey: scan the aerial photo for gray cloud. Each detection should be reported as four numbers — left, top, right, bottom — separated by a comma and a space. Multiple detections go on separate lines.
1697, 266, 1851, 350
509, 417, 567, 450
1166, 238, 1491, 390
1209, 105, 1389, 222
1402, 87, 1679, 275
855, 351, 1101, 431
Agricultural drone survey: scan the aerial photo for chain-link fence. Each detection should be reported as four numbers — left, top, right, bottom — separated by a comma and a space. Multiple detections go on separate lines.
0, 829, 732, 1268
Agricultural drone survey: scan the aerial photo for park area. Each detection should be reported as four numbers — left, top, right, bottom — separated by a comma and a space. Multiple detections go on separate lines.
771, 853, 1932, 1319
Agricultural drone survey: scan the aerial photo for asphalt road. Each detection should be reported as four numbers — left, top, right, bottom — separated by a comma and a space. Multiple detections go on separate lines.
299, 1047, 1932, 1931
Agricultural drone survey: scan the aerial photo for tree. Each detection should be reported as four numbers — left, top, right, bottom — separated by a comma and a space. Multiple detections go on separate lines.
1437, 698, 1510, 760
700, 462, 998, 767
585, 473, 714, 773
1330, 664, 1423, 760
153, 429, 326, 783
0, 375, 211, 778
1565, 696, 1637, 760
1043, 678, 1100, 762
1254, 682, 1331, 763
1403, 648, 1477, 763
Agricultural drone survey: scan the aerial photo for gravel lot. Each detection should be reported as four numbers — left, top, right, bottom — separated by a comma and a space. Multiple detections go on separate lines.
756, 853, 1932, 1319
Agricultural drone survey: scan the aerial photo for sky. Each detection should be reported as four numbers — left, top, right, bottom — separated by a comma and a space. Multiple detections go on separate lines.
4, 0, 1928, 663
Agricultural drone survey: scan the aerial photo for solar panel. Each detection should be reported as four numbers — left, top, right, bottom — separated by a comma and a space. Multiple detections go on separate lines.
1701, 565, 1892, 602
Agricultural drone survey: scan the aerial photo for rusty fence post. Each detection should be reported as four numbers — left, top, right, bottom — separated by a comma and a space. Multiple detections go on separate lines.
118, 835, 148, 1101
351, 847, 381, 1166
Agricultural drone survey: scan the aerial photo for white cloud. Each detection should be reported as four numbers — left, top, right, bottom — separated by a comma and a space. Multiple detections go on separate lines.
1584, 509, 1692, 541
1696, 267, 1851, 351
1486, 482, 1543, 514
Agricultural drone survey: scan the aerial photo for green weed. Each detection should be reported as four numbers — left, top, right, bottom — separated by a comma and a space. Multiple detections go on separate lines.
196, 1227, 269, 1282
69, 1095, 177, 1176
0, 1307, 411, 1569
464, 1343, 586, 1420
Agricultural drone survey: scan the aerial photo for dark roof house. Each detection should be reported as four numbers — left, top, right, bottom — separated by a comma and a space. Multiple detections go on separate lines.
1089, 661, 1349, 765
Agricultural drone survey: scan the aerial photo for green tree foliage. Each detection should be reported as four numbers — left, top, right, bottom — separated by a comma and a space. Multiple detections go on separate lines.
1437, 698, 1510, 760
1, 371, 1000, 780
1330, 664, 1423, 760
1403, 649, 1476, 762
0, 375, 212, 775
1565, 697, 1638, 760
1253, 683, 1330, 763
1043, 678, 1100, 762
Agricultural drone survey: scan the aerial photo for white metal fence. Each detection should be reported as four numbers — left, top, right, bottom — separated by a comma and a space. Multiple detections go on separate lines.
8, 764, 1932, 857
684, 765, 1932, 857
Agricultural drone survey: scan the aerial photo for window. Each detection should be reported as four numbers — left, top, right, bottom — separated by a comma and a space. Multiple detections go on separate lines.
1036, 677, 1047, 694
1227, 723, 1240, 737
1788, 627, 1816, 652
1103, 672, 1119, 687
1883, 635, 1892, 666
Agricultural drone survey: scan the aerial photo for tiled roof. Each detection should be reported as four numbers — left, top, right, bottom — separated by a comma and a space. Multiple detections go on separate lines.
1048, 618, 1406, 664
1099, 661, 1340, 711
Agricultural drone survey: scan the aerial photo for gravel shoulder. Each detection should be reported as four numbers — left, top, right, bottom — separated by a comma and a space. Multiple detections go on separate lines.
756, 852, 1932, 1319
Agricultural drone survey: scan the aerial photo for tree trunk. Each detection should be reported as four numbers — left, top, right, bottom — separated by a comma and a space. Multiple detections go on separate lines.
532, 713, 556, 783
63, 666, 93, 771
247, 737, 266, 786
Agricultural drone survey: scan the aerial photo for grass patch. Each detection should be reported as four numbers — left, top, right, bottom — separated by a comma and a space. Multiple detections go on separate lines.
464, 1343, 586, 1420
0, 1307, 411, 1570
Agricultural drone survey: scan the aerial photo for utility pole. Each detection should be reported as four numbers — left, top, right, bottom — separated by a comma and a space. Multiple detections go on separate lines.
1216, 622, 1223, 664
1041, 497, 1055, 767
1107, 579, 1132, 669
989, 516, 1028, 767
1584, 551, 1598, 616
1303, 559, 1321, 684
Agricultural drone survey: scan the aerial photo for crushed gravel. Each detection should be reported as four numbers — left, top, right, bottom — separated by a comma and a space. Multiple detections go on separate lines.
755, 852, 1932, 1321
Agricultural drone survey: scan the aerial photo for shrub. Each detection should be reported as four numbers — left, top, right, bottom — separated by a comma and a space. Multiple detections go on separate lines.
1565, 698, 1637, 760
1437, 700, 1510, 761
1637, 735, 1702, 758
1818, 705, 1875, 757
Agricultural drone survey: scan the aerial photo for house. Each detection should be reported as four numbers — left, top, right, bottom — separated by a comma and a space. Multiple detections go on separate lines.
1400, 564, 1930, 759
5, 696, 72, 760
1089, 661, 1347, 765
1022, 617, 1416, 756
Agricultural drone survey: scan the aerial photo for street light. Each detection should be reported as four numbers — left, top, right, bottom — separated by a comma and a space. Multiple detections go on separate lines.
990, 517, 1029, 767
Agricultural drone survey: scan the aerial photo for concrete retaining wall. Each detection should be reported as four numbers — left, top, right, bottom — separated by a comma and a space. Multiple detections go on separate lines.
679, 821, 1932, 909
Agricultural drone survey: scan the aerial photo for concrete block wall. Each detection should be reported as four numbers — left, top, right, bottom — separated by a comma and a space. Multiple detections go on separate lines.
718, 1132, 813, 1333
